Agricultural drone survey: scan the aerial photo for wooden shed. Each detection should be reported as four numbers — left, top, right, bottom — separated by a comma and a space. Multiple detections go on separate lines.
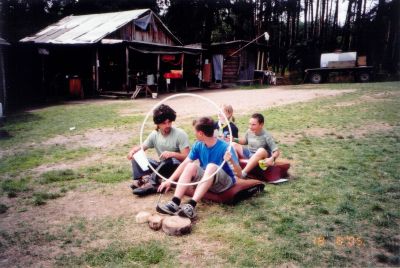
208, 40, 268, 86
19, 9, 203, 100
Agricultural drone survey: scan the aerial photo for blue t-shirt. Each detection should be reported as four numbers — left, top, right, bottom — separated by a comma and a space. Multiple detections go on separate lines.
188, 139, 238, 183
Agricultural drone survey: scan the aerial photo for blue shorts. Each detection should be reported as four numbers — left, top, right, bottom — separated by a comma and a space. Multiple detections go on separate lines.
243, 148, 272, 159
243, 148, 254, 159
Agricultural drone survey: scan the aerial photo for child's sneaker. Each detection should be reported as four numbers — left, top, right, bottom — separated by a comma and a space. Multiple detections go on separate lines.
178, 204, 197, 219
156, 201, 180, 215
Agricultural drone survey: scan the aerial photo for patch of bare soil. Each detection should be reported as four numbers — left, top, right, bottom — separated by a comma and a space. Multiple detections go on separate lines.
347, 122, 395, 138
334, 91, 399, 107
176, 237, 228, 267
0, 127, 133, 160
1, 182, 155, 228
334, 101, 359, 107
42, 127, 133, 149
0, 181, 227, 267
276, 262, 300, 268
0, 182, 155, 266
32, 154, 104, 174
275, 122, 395, 145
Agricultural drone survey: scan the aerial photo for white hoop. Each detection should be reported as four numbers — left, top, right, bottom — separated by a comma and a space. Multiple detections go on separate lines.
139, 93, 233, 186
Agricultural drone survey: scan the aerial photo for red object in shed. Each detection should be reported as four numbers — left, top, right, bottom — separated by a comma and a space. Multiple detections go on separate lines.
202, 63, 212, 82
163, 70, 183, 79
69, 76, 84, 98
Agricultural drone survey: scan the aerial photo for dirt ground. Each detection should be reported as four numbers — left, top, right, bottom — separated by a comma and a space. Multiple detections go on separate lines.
125, 86, 356, 118
0, 86, 359, 267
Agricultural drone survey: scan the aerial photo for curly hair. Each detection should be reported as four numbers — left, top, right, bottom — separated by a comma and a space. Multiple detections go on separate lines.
153, 104, 177, 124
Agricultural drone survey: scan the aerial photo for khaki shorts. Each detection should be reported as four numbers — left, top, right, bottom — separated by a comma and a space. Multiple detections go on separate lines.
193, 165, 234, 193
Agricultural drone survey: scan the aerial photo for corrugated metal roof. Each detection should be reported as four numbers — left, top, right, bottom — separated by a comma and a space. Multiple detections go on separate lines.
20, 9, 156, 44
0, 37, 10, 45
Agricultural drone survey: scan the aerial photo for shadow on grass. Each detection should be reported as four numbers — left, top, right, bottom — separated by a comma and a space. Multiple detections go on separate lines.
4, 112, 43, 125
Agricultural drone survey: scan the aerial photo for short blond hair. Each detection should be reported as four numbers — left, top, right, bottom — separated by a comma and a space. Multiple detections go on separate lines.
221, 104, 235, 122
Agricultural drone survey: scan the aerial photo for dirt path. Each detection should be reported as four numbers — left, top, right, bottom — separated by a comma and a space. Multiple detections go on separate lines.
124, 87, 355, 118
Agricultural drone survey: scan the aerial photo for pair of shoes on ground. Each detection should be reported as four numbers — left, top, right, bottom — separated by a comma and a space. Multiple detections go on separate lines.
156, 201, 197, 219
131, 175, 158, 197
130, 175, 150, 189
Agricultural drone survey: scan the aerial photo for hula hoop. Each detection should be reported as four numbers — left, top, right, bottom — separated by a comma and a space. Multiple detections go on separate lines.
139, 93, 233, 186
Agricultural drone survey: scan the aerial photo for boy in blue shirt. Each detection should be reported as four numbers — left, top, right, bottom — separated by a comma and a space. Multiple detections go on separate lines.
157, 117, 242, 219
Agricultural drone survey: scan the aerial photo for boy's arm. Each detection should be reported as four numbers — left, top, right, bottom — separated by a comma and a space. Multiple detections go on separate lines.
159, 147, 189, 162
234, 137, 247, 145
127, 145, 149, 160
128, 131, 154, 160
264, 149, 280, 166
234, 130, 248, 145
263, 133, 279, 165
169, 157, 193, 182
224, 150, 242, 179
159, 130, 190, 161
157, 157, 193, 192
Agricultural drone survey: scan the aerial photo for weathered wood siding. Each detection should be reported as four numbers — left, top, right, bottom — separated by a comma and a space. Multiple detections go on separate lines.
220, 47, 240, 83
107, 19, 176, 45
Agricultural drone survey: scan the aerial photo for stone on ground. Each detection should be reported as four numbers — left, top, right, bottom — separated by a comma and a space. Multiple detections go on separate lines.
136, 211, 152, 223
162, 215, 191, 236
148, 214, 165, 230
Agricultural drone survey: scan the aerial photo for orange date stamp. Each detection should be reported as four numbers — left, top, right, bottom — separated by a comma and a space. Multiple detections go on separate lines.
313, 235, 364, 247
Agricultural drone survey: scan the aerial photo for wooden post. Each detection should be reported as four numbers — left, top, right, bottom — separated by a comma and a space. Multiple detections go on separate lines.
199, 53, 203, 87
95, 48, 99, 92
0, 49, 6, 114
180, 53, 184, 71
181, 53, 185, 90
125, 46, 129, 92
41, 55, 45, 99
157, 54, 160, 93
261, 51, 265, 70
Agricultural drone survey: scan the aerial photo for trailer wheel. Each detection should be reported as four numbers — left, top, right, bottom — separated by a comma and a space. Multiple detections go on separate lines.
358, 72, 370, 82
310, 72, 322, 84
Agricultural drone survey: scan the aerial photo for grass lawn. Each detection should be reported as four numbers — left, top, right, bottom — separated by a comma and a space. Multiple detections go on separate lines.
0, 82, 399, 267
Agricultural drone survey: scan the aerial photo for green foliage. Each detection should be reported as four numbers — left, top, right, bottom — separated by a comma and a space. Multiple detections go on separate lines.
84, 164, 130, 184
40, 169, 81, 184
0, 204, 8, 214
57, 241, 169, 267
0, 146, 94, 175
32, 191, 63, 206
1, 178, 30, 195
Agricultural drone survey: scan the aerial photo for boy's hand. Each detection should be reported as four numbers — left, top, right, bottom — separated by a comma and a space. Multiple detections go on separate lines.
127, 148, 138, 160
224, 135, 232, 142
264, 157, 275, 166
158, 180, 171, 193
160, 151, 174, 160
224, 150, 233, 162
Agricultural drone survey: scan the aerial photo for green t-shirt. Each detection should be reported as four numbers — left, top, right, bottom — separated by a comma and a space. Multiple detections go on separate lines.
244, 129, 278, 154
143, 127, 190, 156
